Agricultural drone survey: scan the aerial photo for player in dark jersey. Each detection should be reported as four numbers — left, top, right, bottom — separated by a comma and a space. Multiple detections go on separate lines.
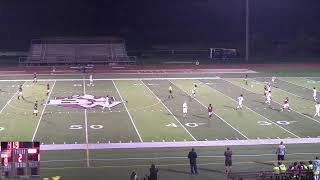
208, 104, 213, 118
33, 101, 38, 116
18, 85, 24, 100
33, 72, 37, 83
244, 74, 248, 85
46, 83, 50, 96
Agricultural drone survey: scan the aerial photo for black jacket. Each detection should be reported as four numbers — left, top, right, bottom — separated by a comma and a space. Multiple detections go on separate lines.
149, 167, 158, 180
188, 151, 197, 164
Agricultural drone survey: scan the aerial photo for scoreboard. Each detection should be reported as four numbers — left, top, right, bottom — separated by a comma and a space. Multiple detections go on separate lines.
0, 142, 40, 178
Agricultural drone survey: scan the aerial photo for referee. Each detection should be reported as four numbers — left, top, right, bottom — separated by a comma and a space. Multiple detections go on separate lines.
276, 141, 286, 163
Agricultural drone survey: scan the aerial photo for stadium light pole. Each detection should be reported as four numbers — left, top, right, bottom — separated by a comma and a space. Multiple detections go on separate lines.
245, 0, 250, 62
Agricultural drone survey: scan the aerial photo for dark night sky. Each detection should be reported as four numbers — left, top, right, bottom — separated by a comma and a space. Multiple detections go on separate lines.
1, 0, 320, 50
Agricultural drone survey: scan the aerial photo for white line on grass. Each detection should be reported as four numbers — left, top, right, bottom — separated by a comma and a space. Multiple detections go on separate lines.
0, 81, 27, 113
40, 152, 320, 163
207, 79, 300, 138
169, 80, 249, 140
83, 79, 90, 168
141, 80, 197, 141
112, 80, 143, 142
249, 79, 320, 125
279, 78, 312, 90
32, 80, 56, 141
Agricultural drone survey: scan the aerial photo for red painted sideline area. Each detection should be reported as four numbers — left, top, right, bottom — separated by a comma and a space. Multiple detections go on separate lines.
0, 63, 319, 74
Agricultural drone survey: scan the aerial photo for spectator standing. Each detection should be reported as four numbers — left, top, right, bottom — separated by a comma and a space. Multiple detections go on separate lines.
130, 171, 137, 180
276, 141, 286, 163
188, 148, 198, 175
149, 164, 158, 180
224, 147, 233, 176
313, 157, 320, 180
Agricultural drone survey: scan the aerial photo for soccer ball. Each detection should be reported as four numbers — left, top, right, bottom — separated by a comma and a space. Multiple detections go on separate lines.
251, 85, 253, 88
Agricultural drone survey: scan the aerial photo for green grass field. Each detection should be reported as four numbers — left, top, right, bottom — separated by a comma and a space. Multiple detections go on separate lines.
0, 71, 320, 179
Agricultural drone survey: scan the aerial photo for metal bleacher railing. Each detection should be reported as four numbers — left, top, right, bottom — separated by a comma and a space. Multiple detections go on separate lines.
20, 37, 136, 65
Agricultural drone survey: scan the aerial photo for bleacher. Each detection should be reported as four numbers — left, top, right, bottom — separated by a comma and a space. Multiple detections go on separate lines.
228, 170, 313, 180
19, 37, 136, 65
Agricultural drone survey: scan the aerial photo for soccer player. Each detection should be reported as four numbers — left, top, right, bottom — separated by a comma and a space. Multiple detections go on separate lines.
183, 101, 188, 119
237, 94, 244, 109
193, 83, 197, 91
46, 83, 50, 96
168, 85, 173, 99
272, 76, 276, 84
313, 87, 317, 102
244, 74, 248, 85
190, 89, 196, 99
208, 104, 213, 118
17, 85, 24, 100
265, 91, 272, 105
33, 72, 37, 83
89, 74, 94, 86
314, 102, 320, 117
103, 95, 111, 111
33, 101, 38, 116
281, 97, 291, 112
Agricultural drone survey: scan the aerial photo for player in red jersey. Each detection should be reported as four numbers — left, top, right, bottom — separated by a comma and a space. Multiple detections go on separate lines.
208, 104, 213, 118
33, 101, 38, 116
33, 72, 37, 83
46, 83, 50, 96
18, 85, 24, 100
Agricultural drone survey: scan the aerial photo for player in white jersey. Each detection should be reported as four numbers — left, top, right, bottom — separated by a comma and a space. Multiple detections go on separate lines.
271, 76, 276, 84
89, 74, 94, 86
281, 97, 291, 112
193, 83, 197, 91
313, 87, 317, 101
103, 95, 111, 111
314, 102, 320, 117
237, 94, 244, 109
190, 89, 196, 98
183, 102, 188, 118
168, 85, 173, 99
265, 91, 272, 105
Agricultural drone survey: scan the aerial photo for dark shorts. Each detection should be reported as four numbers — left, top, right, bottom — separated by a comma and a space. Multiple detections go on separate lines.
225, 160, 232, 166
169, 90, 172, 94
278, 155, 285, 161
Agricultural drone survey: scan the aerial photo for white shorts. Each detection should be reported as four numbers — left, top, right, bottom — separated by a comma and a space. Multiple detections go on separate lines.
208, 112, 213, 116
283, 103, 290, 108
33, 110, 38, 114
183, 108, 188, 114
47, 89, 50, 93
34, 78, 37, 81
19, 92, 23, 96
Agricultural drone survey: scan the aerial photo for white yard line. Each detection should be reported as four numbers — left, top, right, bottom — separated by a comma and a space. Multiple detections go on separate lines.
83, 79, 90, 168
112, 80, 143, 142
32, 80, 56, 141
279, 78, 312, 90
209, 79, 300, 138
248, 79, 320, 125
0, 81, 27, 113
169, 80, 249, 140
141, 80, 197, 141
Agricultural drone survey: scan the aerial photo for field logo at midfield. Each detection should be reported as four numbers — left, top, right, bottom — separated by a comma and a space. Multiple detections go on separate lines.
48, 94, 121, 109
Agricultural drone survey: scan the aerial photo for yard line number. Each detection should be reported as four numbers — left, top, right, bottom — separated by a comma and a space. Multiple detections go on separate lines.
166, 123, 203, 128
69, 125, 103, 130
257, 121, 291, 126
